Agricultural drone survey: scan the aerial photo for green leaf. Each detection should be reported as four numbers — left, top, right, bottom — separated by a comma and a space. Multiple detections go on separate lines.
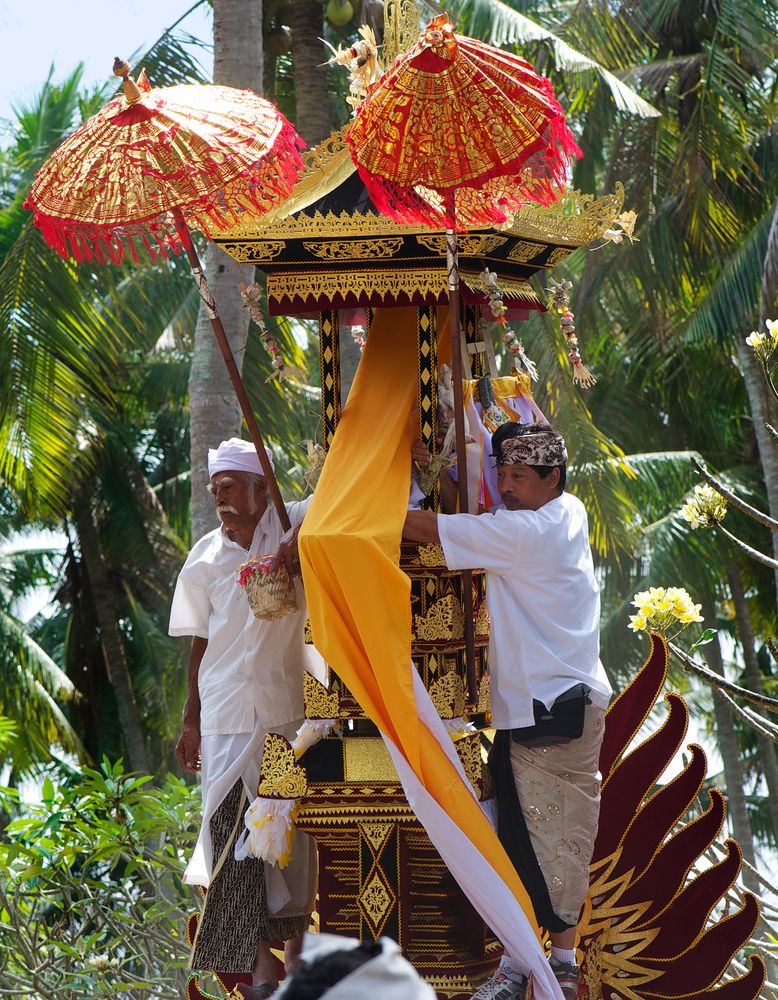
689, 628, 719, 651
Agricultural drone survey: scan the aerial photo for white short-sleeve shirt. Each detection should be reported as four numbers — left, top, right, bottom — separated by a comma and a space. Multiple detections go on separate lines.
437, 492, 612, 729
169, 498, 316, 736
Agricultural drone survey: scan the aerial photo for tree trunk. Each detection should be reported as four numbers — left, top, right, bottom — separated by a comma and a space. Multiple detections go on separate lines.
727, 563, 778, 844
701, 598, 758, 893
739, 196, 778, 607
291, 0, 332, 145
188, 0, 264, 541
74, 503, 150, 774
737, 339, 778, 606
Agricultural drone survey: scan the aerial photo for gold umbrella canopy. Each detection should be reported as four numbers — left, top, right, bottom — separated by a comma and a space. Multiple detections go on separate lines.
346, 14, 581, 230
25, 65, 305, 265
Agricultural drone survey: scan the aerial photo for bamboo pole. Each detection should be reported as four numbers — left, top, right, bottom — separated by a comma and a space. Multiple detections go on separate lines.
173, 207, 291, 532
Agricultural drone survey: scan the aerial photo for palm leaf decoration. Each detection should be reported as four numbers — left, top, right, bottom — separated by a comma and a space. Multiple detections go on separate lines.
443, 0, 660, 117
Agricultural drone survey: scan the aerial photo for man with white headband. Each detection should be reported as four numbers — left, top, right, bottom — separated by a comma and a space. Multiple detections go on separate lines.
404, 422, 611, 1000
169, 438, 319, 999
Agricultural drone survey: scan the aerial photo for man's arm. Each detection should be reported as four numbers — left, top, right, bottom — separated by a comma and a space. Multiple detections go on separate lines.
175, 636, 206, 773
403, 509, 440, 543
272, 522, 302, 575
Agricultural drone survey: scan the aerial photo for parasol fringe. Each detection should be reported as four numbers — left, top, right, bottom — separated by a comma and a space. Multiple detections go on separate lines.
25, 107, 306, 266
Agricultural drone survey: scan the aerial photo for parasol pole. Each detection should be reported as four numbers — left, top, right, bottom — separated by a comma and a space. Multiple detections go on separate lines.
445, 219, 478, 705
172, 207, 292, 533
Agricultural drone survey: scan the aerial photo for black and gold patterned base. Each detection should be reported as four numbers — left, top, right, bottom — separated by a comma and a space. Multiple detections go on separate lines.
296, 731, 501, 998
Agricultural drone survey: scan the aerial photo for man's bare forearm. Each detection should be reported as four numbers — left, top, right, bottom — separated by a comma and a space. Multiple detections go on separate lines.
183, 636, 207, 724
403, 509, 440, 543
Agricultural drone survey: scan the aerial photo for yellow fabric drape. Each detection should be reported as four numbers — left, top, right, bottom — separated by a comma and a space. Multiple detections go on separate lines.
299, 305, 540, 937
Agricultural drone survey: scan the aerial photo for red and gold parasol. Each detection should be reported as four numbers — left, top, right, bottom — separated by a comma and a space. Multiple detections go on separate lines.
26, 64, 304, 265
347, 14, 580, 230
25, 62, 307, 531
347, 14, 581, 695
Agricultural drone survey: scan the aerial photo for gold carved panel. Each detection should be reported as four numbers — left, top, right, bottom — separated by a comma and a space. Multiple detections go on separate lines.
545, 247, 575, 267
507, 240, 546, 263
413, 592, 464, 642
304, 672, 340, 719
455, 734, 484, 797
219, 239, 286, 264
258, 733, 307, 798
268, 268, 450, 305
429, 669, 467, 719
416, 234, 507, 256
303, 237, 404, 260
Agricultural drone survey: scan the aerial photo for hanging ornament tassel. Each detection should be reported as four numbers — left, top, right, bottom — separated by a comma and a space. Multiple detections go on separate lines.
240, 282, 304, 382
480, 268, 540, 381
546, 279, 596, 387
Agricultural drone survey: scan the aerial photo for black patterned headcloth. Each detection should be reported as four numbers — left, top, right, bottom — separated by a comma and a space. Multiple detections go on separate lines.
492, 422, 568, 467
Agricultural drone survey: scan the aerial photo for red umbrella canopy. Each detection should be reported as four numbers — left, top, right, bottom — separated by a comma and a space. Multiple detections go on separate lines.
346, 14, 581, 229
25, 68, 305, 265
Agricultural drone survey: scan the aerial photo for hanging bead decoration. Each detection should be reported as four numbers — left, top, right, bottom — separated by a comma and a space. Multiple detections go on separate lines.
546, 278, 596, 388
479, 268, 539, 382
240, 282, 301, 382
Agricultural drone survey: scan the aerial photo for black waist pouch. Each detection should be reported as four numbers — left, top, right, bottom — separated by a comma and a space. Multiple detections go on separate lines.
511, 683, 591, 747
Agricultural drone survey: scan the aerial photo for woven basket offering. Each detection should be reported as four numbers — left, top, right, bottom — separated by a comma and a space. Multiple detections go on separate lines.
238, 555, 298, 621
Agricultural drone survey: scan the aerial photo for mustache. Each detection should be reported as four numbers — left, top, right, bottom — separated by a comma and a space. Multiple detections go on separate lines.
216, 504, 239, 518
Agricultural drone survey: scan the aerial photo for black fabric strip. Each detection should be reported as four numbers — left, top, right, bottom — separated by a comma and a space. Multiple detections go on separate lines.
488, 729, 573, 934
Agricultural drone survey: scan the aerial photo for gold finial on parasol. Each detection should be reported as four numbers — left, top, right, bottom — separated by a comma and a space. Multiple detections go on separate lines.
112, 57, 142, 104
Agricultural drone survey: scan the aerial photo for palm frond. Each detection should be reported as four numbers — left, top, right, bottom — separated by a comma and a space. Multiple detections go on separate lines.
446, 0, 660, 117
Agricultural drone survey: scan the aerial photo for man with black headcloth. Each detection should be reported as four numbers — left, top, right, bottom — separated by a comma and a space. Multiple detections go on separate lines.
404, 422, 611, 1000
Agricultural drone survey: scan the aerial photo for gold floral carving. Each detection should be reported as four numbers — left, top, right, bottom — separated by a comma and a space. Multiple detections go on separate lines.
507, 240, 546, 263
224, 128, 354, 233
414, 593, 464, 642
358, 868, 396, 932
219, 240, 285, 264
501, 183, 626, 245
415, 234, 507, 256
304, 672, 340, 719
477, 672, 491, 714
360, 821, 393, 855
545, 247, 574, 267
475, 600, 490, 638
303, 238, 404, 260
299, 125, 351, 177
455, 734, 483, 795
429, 669, 466, 719
418, 542, 446, 566
383, 0, 421, 65
257, 733, 308, 798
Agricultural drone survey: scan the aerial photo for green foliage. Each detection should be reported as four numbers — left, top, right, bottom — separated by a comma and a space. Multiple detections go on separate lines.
0, 758, 201, 999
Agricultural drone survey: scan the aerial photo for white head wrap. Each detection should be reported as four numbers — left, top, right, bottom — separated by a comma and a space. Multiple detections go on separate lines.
207, 437, 274, 478
274, 933, 436, 999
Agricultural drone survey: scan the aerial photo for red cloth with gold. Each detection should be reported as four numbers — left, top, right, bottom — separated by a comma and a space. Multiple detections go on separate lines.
25, 72, 304, 264
346, 14, 581, 229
